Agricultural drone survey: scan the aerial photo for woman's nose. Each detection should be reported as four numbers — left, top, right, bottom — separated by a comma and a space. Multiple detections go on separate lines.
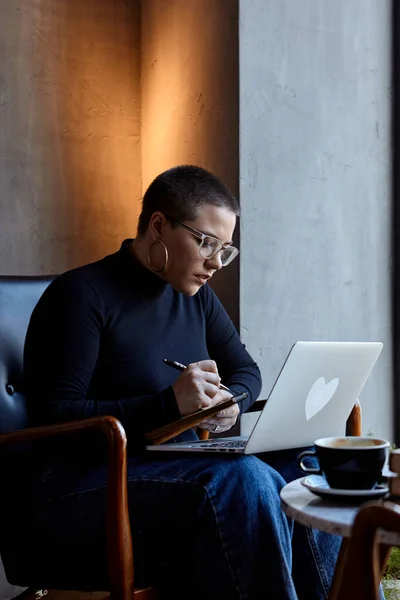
206, 251, 223, 271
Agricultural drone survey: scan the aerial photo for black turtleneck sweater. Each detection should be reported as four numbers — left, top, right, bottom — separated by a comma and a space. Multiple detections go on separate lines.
24, 240, 262, 448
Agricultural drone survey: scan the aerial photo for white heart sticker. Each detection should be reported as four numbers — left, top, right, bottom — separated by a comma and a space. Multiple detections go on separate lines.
305, 377, 339, 421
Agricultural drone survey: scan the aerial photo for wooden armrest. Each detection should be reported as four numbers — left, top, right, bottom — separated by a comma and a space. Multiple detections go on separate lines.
0, 417, 133, 600
198, 428, 209, 440
346, 400, 362, 436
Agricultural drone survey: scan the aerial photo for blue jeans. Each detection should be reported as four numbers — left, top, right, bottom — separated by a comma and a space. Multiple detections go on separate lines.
30, 446, 342, 600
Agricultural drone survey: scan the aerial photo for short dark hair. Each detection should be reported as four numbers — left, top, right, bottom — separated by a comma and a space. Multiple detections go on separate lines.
137, 165, 240, 236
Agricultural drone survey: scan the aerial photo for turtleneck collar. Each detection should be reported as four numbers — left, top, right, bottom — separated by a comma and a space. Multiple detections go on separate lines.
116, 238, 169, 295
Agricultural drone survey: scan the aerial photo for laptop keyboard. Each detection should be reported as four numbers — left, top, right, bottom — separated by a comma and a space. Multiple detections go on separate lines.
197, 441, 246, 449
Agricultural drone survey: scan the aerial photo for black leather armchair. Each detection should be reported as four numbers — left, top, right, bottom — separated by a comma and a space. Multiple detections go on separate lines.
0, 277, 53, 435
0, 276, 155, 600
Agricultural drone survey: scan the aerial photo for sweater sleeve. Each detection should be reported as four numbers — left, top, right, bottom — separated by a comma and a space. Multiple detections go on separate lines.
23, 274, 181, 443
201, 285, 262, 414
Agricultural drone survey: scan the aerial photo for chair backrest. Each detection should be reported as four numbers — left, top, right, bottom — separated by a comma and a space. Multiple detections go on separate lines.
0, 276, 53, 434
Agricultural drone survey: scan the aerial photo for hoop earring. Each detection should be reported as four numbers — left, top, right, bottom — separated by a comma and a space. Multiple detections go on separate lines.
148, 239, 169, 273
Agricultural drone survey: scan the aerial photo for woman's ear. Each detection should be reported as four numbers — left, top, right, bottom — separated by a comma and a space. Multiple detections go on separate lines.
149, 212, 167, 239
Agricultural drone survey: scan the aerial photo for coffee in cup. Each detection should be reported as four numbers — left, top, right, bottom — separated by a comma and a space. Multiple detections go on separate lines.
298, 436, 389, 490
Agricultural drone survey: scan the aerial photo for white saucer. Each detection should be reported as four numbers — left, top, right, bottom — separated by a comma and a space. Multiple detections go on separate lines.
301, 475, 389, 501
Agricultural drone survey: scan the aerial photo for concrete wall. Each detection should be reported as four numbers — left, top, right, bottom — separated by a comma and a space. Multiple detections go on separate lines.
0, 0, 142, 275
141, 0, 239, 324
239, 0, 392, 440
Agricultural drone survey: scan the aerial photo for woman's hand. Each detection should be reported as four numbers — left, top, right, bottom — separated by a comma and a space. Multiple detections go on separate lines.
197, 389, 240, 433
172, 360, 222, 416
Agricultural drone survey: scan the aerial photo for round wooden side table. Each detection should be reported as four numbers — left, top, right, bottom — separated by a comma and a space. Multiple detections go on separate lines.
280, 477, 400, 599
280, 477, 400, 546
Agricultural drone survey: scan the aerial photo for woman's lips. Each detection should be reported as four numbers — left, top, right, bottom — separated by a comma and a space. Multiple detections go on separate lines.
194, 274, 211, 285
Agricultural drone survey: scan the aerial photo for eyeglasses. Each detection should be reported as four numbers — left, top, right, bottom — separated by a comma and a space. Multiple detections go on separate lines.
166, 217, 239, 267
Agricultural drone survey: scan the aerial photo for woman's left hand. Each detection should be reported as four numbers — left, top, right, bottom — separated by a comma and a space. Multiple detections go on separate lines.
197, 390, 240, 433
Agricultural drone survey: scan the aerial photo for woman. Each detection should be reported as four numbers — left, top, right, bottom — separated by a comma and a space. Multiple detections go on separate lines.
24, 165, 340, 599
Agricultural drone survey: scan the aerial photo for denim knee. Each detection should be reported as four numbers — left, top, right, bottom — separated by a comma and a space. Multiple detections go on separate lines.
202, 455, 293, 539
208, 455, 288, 502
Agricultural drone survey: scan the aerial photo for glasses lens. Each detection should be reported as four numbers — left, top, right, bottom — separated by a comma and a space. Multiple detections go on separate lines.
199, 239, 239, 266
220, 247, 239, 266
199, 237, 222, 259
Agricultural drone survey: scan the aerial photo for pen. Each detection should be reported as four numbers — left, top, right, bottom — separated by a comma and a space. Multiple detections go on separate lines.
163, 358, 231, 392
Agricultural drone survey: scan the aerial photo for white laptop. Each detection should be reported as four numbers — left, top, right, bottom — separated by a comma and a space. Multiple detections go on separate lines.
146, 341, 383, 455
